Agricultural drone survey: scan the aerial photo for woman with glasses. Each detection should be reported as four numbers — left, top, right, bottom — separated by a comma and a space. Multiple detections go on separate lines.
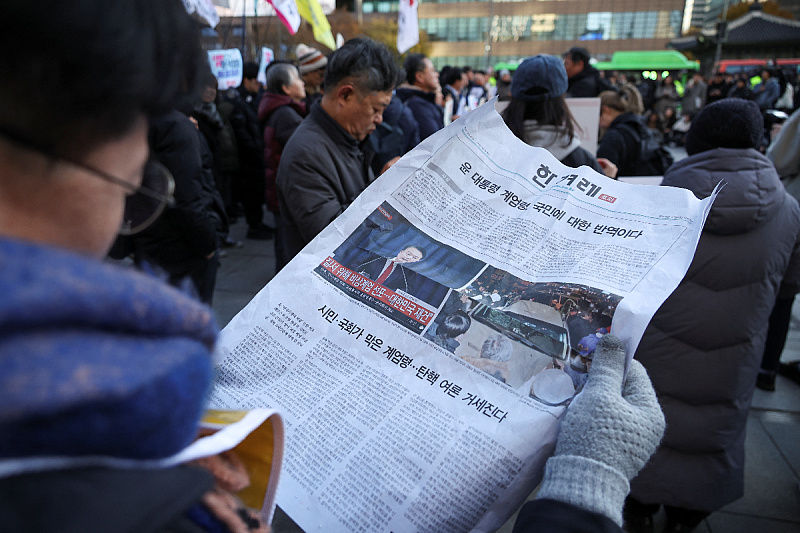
0, 1, 266, 531
0, 3, 667, 533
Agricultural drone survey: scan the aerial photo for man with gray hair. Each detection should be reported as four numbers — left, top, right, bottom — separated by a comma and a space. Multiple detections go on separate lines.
461, 333, 514, 383
276, 37, 398, 261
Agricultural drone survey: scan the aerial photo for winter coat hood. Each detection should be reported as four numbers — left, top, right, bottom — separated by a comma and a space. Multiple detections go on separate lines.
522, 121, 582, 161
662, 147, 785, 236
258, 91, 306, 122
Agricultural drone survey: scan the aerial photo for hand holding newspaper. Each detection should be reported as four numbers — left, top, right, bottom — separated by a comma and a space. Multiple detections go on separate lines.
210, 101, 716, 532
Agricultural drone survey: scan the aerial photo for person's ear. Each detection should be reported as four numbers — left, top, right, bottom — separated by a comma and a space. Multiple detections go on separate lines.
337, 84, 356, 103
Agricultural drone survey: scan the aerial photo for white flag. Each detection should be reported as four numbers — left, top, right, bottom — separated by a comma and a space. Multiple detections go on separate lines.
182, 0, 220, 28
268, 0, 302, 34
397, 0, 419, 54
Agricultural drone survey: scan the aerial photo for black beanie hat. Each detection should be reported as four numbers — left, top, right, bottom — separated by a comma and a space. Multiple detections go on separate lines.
684, 98, 763, 155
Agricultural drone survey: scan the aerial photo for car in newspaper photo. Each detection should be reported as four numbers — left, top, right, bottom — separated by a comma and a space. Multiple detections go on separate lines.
448, 298, 571, 392
467, 300, 570, 362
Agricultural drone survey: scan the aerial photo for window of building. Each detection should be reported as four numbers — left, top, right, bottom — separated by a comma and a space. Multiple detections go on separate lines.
423, 10, 682, 44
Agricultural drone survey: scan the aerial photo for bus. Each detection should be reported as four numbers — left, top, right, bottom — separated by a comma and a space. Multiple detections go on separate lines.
714, 58, 800, 75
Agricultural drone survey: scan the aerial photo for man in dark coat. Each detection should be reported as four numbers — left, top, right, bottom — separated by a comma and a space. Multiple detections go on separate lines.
131, 108, 223, 303
563, 47, 613, 98
276, 38, 398, 261
225, 61, 273, 240
346, 244, 424, 295
395, 53, 444, 141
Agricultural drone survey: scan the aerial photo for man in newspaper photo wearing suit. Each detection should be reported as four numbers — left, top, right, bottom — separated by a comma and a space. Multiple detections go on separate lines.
347, 245, 425, 296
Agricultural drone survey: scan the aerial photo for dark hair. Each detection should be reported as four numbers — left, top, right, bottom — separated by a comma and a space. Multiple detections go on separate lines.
324, 38, 398, 96
243, 61, 259, 80
0, 0, 206, 159
442, 67, 464, 87
403, 53, 428, 85
400, 245, 426, 260
266, 62, 298, 95
501, 96, 578, 147
438, 311, 471, 339
565, 47, 590, 66
203, 69, 219, 89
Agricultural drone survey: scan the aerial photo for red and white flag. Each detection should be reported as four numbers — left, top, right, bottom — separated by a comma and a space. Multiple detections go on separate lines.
397, 0, 419, 54
267, 0, 301, 34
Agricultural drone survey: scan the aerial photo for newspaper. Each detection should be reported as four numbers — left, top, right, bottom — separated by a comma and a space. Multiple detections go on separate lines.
210, 101, 716, 533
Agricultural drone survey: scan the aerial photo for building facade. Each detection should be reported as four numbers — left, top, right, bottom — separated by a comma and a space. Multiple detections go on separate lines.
363, 0, 685, 69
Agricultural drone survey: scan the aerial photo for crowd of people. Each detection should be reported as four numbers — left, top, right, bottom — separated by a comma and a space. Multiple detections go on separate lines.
3, 1, 800, 533
614, 62, 798, 151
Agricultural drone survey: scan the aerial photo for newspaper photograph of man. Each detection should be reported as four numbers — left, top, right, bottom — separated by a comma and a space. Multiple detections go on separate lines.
316, 201, 485, 332
345, 244, 426, 296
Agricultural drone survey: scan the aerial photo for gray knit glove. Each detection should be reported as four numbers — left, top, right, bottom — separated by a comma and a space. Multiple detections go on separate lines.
535, 335, 665, 526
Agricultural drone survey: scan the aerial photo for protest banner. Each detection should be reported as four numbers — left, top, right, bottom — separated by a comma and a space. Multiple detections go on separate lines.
208, 49, 244, 89
257, 47, 275, 86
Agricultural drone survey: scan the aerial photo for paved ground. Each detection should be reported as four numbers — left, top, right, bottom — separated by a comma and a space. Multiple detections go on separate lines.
213, 198, 800, 532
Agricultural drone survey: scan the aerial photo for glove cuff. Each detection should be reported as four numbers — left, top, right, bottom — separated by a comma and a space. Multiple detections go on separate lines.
535, 455, 630, 526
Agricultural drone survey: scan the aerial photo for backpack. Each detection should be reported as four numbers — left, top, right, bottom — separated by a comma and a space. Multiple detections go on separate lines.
368, 101, 408, 175
618, 120, 674, 176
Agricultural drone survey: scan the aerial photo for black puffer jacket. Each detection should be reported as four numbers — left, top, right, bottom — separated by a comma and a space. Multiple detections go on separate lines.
395, 86, 444, 141
225, 86, 265, 191
631, 147, 800, 511
133, 110, 221, 266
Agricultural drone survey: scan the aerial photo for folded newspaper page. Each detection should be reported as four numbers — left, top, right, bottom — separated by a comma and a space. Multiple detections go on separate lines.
210, 101, 715, 533
0, 409, 284, 524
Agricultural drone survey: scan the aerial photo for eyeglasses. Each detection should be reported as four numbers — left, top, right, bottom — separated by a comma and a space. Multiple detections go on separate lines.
0, 126, 175, 235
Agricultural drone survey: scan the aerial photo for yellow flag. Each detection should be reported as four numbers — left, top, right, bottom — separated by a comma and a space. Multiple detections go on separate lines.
295, 0, 336, 51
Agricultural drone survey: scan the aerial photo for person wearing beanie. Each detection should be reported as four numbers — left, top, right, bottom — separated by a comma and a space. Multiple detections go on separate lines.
501, 54, 616, 177
296, 43, 328, 110
624, 98, 800, 532
495, 68, 512, 101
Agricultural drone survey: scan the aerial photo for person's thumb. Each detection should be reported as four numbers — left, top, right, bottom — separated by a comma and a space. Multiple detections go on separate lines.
585, 334, 626, 394
622, 359, 663, 416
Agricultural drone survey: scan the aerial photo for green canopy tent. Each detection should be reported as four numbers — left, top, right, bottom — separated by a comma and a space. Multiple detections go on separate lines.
594, 50, 699, 72
494, 61, 522, 72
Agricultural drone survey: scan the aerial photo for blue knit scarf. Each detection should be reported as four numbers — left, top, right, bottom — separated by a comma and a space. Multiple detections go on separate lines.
0, 237, 218, 460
